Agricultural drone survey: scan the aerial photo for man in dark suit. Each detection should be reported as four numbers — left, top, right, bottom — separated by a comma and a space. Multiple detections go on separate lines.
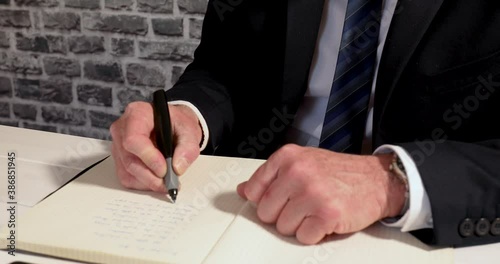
109, 0, 500, 247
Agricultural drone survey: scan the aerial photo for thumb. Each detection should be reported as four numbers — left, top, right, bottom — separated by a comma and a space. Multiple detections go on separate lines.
172, 139, 199, 175
170, 104, 203, 175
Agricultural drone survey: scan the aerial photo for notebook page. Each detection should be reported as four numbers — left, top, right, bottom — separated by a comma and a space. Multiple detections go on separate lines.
0, 155, 264, 264
0, 157, 82, 207
203, 202, 454, 264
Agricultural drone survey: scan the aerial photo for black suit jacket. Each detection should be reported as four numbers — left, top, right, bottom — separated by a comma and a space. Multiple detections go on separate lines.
166, 0, 500, 247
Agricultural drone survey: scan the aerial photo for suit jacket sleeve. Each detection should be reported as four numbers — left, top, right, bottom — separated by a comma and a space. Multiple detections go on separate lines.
165, 0, 235, 154
375, 0, 500, 247
400, 140, 500, 247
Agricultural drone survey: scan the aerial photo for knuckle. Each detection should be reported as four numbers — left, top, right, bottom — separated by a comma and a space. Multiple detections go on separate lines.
149, 152, 164, 165
148, 181, 163, 192
277, 144, 299, 158
122, 136, 138, 152
287, 161, 306, 178
124, 101, 140, 114
109, 122, 117, 137
120, 177, 134, 189
251, 178, 267, 195
125, 159, 139, 176
117, 171, 135, 189
256, 207, 274, 224
322, 202, 341, 220
314, 203, 342, 233
330, 221, 348, 234
149, 157, 164, 173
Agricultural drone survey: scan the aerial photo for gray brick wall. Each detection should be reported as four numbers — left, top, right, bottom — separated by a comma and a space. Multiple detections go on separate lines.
0, 0, 206, 140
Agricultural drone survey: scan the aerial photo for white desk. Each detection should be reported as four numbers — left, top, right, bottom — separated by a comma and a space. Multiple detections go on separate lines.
0, 125, 498, 263
0, 125, 110, 263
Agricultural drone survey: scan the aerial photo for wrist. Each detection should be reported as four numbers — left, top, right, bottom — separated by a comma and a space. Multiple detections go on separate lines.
373, 153, 408, 219
173, 105, 204, 147
386, 168, 408, 218
169, 101, 204, 148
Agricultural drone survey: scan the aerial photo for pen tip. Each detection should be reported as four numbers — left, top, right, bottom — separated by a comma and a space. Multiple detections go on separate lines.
169, 189, 178, 204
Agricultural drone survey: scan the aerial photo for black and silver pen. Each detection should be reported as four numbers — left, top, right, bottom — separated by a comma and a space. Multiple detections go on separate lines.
152, 89, 180, 203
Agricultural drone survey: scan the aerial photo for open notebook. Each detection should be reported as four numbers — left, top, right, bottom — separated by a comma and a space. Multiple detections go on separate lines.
0, 156, 453, 264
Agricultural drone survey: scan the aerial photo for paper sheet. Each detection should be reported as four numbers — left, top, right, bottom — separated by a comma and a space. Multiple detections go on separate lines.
0, 157, 82, 206
203, 202, 455, 264
1, 156, 263, 264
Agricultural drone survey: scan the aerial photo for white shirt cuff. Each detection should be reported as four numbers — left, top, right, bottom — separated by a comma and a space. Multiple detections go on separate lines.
374, 145, 434, 232
168, 100, 209, 151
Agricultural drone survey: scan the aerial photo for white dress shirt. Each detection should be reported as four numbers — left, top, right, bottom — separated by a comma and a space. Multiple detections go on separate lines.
171, 0, 434, 232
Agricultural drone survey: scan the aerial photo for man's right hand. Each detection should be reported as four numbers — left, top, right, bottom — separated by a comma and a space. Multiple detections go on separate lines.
109, 101, 203, 192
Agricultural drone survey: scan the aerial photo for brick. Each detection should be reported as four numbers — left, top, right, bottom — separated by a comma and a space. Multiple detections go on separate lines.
14, 79, 39, 99
0, 10, 31, 28
152, 18, 183, 37
0, 102, 9, 118
23, 122, 58, 133
138, 41, 197, 62
137, 0, 173, 14
178, 0, 208, 14
16, 33, 66, 54
171, 66, 184, 85
105, 0, 133, 10
83, 13, 147, 36
189, 18, 203, 39
65, 0, 100, 9
33, 11, 42, 30
84, 60, 124, 83
15, 78, 73, 104
43, 57, 81, 77
0, 52, 42, 75
111, 38, 134, 57
41, 79, 73, 104
43, 12, 80, 31
126, 63, 166, 88
13, 104, 37, 120
77, 84, 112, 106
41, 106, 86, 125
0, 32, 9, 48
89, 110, 119, 129
117, 88, 151, 111
15, 0, 58, 7
68, 36, 104, 54
68, 127, 111, 140
0, 77, 12, 97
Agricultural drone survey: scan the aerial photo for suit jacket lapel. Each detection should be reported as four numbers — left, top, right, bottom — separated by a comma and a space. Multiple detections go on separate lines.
374, 0, 445, 136
281, 0, 325, 109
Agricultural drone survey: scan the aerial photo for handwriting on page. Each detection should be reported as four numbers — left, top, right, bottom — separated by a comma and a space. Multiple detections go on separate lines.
91, 198, 198, 255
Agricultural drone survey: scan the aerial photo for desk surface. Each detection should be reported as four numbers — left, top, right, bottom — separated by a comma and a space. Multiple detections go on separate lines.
0, 125, 498, 263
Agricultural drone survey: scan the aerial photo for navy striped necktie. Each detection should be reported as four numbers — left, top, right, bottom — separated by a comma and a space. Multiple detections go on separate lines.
319, 0, 382, 154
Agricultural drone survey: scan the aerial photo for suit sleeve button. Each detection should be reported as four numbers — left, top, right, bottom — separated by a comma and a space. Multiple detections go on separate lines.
475, 218, 490, 236
491, 218, 500, 236
459, 218, 474, 237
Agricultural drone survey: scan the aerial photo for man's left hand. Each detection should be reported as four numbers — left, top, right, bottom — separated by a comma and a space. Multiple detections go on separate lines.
236, 144, 407, 245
